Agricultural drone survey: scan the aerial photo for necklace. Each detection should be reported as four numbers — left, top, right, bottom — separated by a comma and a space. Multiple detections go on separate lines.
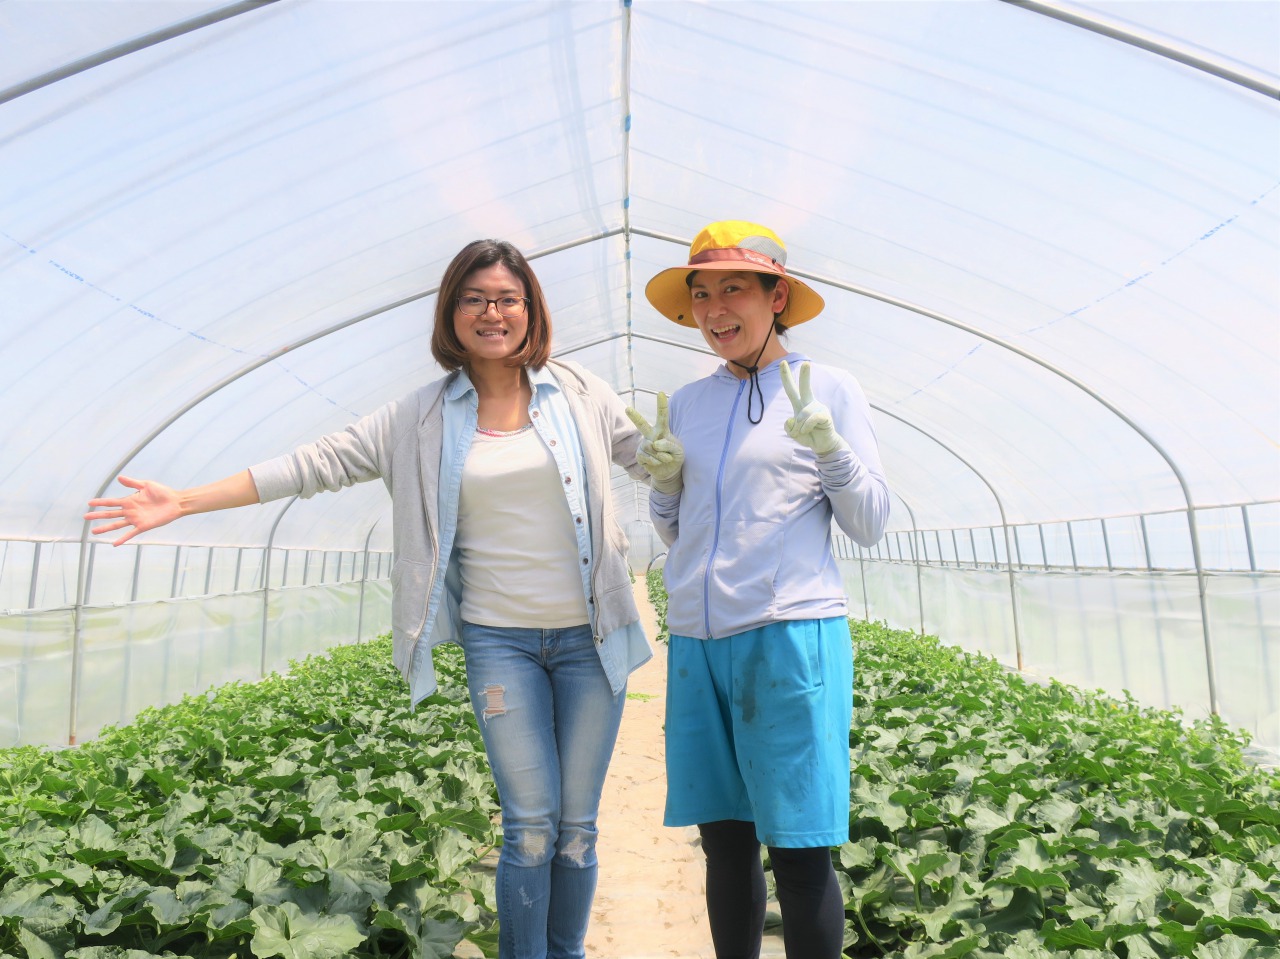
476, 423, 534, 437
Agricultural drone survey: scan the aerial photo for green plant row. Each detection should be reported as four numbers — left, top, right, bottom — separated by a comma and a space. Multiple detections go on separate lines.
838, 620, 1280, 959
0, 638, 501, 959
645, 568, 669, 644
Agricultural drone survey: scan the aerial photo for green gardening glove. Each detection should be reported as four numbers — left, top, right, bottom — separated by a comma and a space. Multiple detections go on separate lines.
780, 361, 847, 456
626, 392, 685, 494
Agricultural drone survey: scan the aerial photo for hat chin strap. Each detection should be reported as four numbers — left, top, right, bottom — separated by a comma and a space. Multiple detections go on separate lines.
727, 323, 774, 425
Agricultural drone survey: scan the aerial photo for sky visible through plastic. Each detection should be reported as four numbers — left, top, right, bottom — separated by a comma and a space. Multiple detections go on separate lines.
1, 0, 1278, 750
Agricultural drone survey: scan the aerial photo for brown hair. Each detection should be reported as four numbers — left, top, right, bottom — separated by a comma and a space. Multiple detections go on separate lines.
430, 239, 552, 372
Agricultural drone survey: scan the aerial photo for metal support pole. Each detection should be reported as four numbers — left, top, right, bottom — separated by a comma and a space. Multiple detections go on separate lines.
204, 546, 215, 595
68, 536, 102, 744
170, 546, 183, 598
261, 497, 299, 679
896, 499, 926, 636
1185, 507, 1218, 714
1102, 519, 1114, 571
1242, 505, 1257, 572
130, 545, 143, 601
355, 521, 380, 644
857, 548, 869, 620
27, 541, 41, 610
1140, 514, 1154, 571
1067, 522, 1079, 570
83, 544, 97, 608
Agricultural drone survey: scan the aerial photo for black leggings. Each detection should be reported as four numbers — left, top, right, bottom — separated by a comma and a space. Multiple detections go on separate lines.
698, 819, 845, 959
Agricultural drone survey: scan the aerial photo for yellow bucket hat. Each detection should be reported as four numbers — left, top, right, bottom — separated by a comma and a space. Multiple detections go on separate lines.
645, 220, 825, 328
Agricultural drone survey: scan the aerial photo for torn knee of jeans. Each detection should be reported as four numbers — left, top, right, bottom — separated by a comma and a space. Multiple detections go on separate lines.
516, 829, 550, 862
558, 833, 591, 868
480, 683, 506, 722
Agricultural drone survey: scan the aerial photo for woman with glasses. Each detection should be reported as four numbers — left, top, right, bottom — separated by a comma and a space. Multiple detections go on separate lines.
86, 238, 653, 959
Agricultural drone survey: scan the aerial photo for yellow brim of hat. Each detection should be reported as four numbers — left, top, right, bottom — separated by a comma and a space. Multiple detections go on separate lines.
644, 260, 825, 328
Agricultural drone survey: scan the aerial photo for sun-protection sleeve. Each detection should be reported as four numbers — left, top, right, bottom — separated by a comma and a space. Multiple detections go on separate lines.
810, 367, 890, 547
649, 487, 681, 546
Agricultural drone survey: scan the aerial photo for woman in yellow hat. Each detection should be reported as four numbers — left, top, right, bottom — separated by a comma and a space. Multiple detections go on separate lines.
629, 221, 890, 958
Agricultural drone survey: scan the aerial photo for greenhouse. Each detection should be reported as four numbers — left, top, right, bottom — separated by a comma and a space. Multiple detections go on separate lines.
0, 0, 1278, 955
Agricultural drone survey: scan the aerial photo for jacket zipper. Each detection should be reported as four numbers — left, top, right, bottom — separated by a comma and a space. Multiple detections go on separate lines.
704, 378, 746, 639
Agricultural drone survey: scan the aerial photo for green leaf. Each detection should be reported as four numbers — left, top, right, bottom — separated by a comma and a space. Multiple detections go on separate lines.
248, 900, 365, 959
376, 812, 417, 833
425, 805, 494, 840
916, 893, 983, 940
253, 758, 305, 791
839, 837, 878, 871
463, 922, 501, 959
1192, 934, 1271, 958
415, 916, 470, 959
902, 938, 983, 958
1042, 918, 1112, 950
429, 828, 475, 882
974, 887, 1044, 936
69, 814, 128, 864
851, 779, 911, 833
16, 914, 76, 959
1117, 931, 1174, 959
992, 865, 1071, 894
205, 898, 254, 938
885, 841, 957, 886
1204, 915, 1280, 941
1102, 859, 1170, 924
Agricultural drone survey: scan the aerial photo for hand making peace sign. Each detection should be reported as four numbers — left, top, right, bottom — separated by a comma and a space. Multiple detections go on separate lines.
780, 361, 847, 456
625, 391, 685, 494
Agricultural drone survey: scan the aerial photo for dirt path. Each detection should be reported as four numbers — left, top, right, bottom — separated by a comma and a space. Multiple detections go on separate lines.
583, 580, 786, 957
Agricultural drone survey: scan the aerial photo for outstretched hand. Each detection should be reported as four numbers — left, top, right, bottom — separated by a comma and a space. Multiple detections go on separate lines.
625, 392, 685, 494
85, 475, 183, 546
780, 361, 847, 456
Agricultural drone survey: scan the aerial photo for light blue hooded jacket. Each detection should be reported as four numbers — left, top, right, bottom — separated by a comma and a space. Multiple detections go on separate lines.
650, 352, 890, 641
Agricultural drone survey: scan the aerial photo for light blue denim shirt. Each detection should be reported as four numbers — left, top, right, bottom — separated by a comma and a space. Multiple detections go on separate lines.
410, 363, 650, 702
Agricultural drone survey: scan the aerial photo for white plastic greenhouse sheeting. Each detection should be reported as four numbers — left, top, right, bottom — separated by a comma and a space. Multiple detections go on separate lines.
0, 1, 1276, 750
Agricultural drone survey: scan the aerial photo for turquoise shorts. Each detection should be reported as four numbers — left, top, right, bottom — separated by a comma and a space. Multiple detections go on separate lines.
663, 617, 854, 848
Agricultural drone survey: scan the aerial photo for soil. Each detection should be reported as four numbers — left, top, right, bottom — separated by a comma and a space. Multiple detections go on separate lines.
582, 580, 786, 957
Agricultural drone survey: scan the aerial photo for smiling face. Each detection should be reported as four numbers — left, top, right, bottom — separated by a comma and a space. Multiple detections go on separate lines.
689, 270, 790, 374
452, 263, 529, 370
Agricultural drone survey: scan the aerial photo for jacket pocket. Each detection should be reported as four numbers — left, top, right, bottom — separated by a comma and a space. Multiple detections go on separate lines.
390, 559, 431, 639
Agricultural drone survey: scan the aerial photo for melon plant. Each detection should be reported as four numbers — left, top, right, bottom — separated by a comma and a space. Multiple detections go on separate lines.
836, 621, 1280, 958
0, 638, 500, 959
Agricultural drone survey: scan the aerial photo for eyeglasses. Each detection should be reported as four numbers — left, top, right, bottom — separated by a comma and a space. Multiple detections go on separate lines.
455, 294, 529, 317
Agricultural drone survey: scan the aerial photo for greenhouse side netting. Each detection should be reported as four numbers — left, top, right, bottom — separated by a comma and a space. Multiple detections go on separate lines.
1, 0, 1276, 753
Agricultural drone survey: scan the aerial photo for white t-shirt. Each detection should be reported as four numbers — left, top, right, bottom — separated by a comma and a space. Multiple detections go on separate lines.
457, 426, 590, 628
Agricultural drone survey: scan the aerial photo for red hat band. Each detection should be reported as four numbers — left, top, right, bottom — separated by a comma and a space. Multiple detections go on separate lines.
688, 247, 785, 274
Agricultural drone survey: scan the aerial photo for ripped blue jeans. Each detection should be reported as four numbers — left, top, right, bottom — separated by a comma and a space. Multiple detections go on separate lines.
460, 622, 626, 959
